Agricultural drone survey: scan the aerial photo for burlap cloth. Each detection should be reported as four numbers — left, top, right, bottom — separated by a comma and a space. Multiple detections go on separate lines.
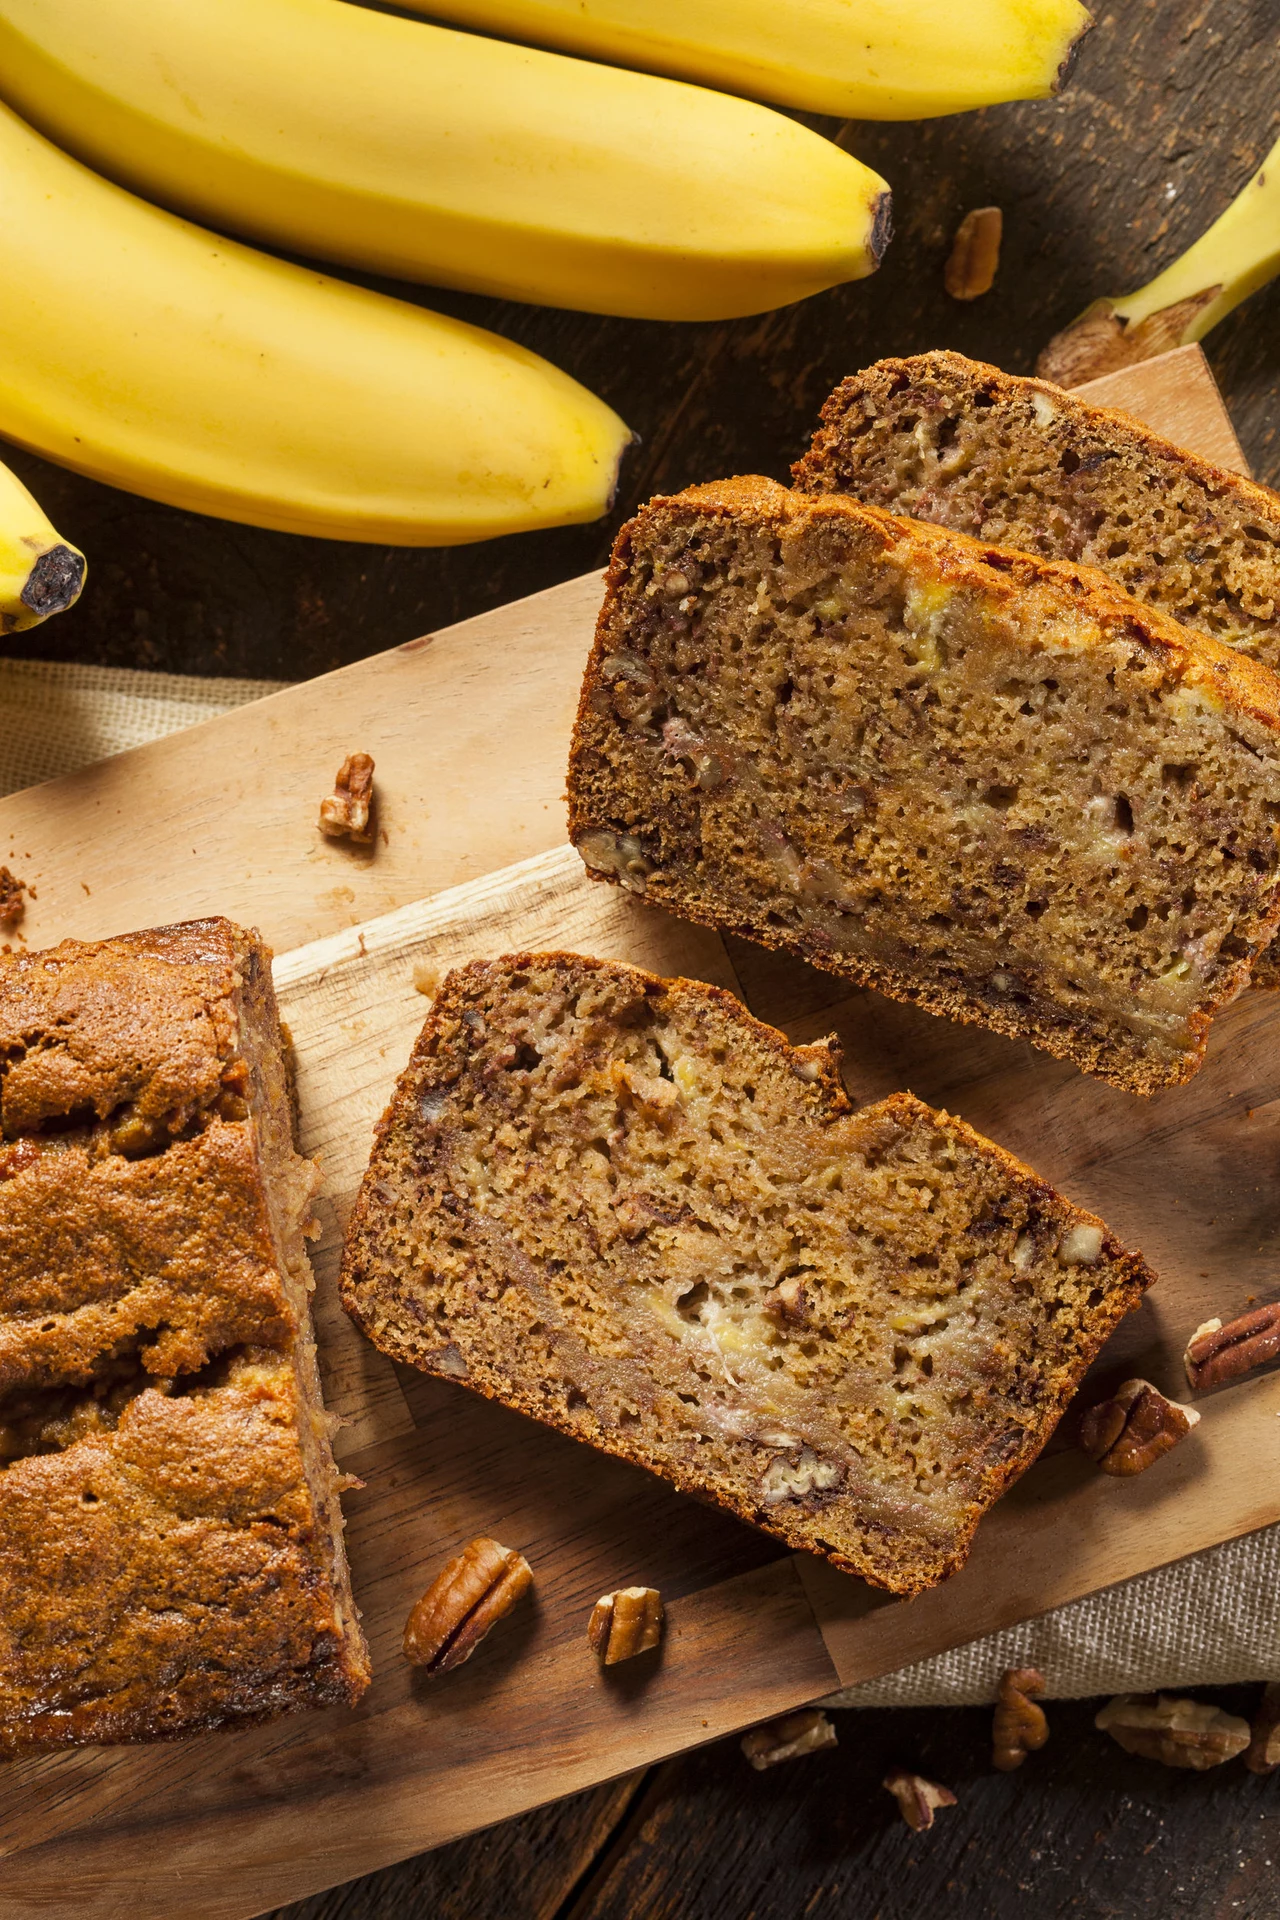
6, 655, 1275, 1708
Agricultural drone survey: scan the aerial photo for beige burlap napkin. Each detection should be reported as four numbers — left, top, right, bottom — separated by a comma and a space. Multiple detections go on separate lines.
5, 656, 1274, 1706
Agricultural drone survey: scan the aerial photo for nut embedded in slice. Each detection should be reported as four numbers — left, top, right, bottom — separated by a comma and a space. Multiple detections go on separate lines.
882, 1767, 957, 1831
587, 1586, 664, 1665
318, 750, 376, 844
403, 1535, 533, 1675
1078, 1378, 1200, 1475
1095, 1693, 1251, 1770
740, 1708, 837, 1770
1184, 1305, 1280, 1390
991, 1666, 1049, 1771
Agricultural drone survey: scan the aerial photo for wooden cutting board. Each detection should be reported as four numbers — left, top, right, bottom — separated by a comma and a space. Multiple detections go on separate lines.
0, 346, 1275, 1920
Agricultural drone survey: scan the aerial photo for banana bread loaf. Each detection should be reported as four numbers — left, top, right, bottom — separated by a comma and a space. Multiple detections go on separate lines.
0, 918, 369, 1752
340, 952, 1153, 1597
566, 477, 1280, 1094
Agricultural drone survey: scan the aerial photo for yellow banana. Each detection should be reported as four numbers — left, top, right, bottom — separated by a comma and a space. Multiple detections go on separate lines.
388, 0, 1091, 121
0, 0, 891, 324
1038, 132, 1280, 387
0, 99, 630, 545
0, 453, 84, 634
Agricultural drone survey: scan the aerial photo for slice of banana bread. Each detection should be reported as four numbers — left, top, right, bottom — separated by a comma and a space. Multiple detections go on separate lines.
0, 919, 370, 1752
566, 478, 1280, 1094
340, 952, 1152, 1597
794, 350, 1280, 667
796, 350, 1280, 987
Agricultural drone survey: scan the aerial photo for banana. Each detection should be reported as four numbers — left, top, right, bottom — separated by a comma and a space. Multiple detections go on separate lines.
0, 98, 630, 545
1038, 132, 1280, 387
0, 454, 84, 634
388, 0, 1092, 121
0, 0, 891, 324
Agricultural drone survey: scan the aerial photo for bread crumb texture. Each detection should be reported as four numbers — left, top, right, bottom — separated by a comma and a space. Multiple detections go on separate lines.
341, 953, 1152, 1596
0, 919, 369, 1753
567, 477, 1280, 1092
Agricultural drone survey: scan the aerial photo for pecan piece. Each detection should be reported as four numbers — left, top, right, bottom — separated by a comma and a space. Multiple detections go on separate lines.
319, 750, 376, 843
992, 1666, 1049, 1770
1245, 1682, 1280, 1775
1184, 1305, 1280, 1390
403, 1535, 532, 1674
1095, 1693, 1251, 1770
740, 1708, 837, 1770
763, 1275, 810, 1326
944, 206, 1002, 301
1078, 1378, 1200, 1475
882, 1767, 957, 1831
587, 1586, 664, 1665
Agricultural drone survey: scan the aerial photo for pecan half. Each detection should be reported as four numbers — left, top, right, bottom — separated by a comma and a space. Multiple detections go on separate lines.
992, 1666, 1049, 1771
944, 207, 1002, 301
1096, 1693, 1251, 1770
403, 1536, 532, 1674
319, 750, 376, 843
882, 1767, 957, 1831
1184, 1305, 1280, 1390
1245, 1682, 1280, 1775
587, 1586, 663, 1665
740, 1708, 837, 1770
1079, 1379, 1200, 1475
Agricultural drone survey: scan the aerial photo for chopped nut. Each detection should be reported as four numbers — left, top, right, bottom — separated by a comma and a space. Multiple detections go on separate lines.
1184, 1304, 1280, 1390
1057, 1223, 1103, 1266
0, 866, 26, 927
944, 206, 1002, 301
403, 1535, 532, 1674
882, 1767, 957, 1831
587, 1586, 664, 1665
760, 1445, 841, 1504
740, 1708, 837, 1770
412, 961, 442, 999
1078, 1378, 1200, 1476
1245, 1683, 1280, 1774
1096, 1693, 1251, 1769
992, 1666, 1049, 1771
319, 751, 376, 843
764, 1275, 810, 1326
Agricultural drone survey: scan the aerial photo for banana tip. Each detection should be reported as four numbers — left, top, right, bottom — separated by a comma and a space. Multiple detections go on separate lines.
21, 544, 86, 621
869, 192, 894, 270
1053, 7, 1095, 95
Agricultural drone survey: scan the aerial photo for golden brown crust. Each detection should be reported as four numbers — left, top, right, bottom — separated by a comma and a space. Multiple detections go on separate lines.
797, 349, 1280, 539
341, 952, 1153, 1598
0, 918, 369, 1751
567, 481, 1280, 1095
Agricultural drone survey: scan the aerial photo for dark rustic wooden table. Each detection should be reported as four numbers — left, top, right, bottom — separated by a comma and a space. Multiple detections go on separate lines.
7, 2, 1280, 1912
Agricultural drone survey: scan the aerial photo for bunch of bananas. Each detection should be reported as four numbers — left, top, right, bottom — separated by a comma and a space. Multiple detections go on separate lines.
0, 0, 1090, 560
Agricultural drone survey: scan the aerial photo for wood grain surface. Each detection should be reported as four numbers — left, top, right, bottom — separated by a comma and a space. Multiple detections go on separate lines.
4, 3, 1280, 1911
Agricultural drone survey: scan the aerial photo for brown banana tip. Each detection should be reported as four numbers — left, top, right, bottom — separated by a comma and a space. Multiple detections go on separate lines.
1053, 7, 1095, 94
604, 430, 642, 514
21, 543, 86, 618
869, 191, 894, 268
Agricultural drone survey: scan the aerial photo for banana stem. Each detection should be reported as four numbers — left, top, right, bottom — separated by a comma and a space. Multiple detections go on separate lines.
1038, 130, 1280, 386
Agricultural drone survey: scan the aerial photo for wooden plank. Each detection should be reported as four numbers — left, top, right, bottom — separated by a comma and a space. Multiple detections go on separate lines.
0, 567, 606, 958
1075, 343, 1251, 476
